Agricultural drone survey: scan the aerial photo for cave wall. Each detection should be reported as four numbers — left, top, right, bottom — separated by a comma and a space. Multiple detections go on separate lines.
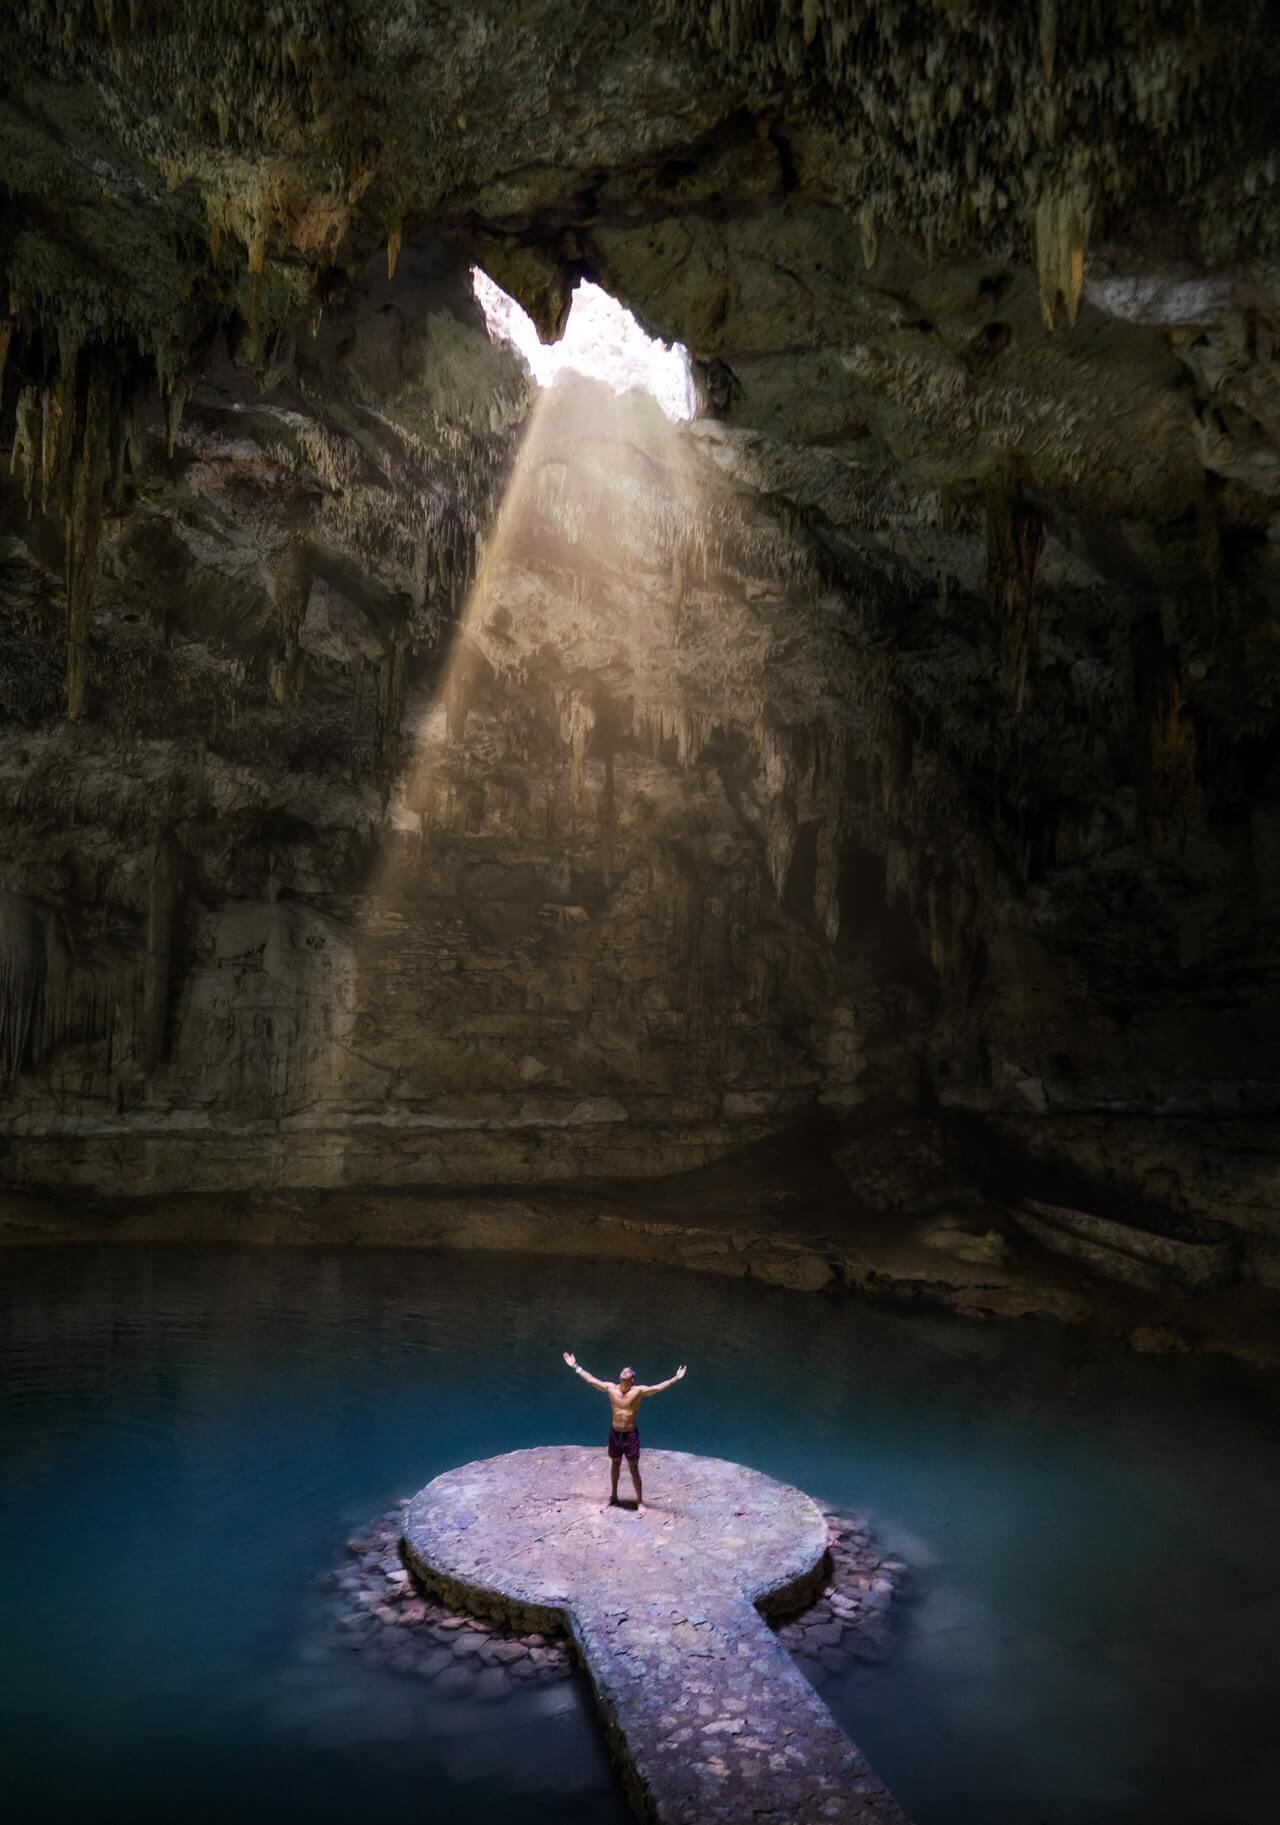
1, 4, 1279, 1256
0, 299, 919, 1194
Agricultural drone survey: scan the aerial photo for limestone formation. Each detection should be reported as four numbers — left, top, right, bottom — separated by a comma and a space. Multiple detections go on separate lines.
0, 6, 1279, 1299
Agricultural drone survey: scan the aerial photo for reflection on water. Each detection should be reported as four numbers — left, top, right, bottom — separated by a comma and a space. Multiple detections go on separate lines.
2, 1245, 1279, 1825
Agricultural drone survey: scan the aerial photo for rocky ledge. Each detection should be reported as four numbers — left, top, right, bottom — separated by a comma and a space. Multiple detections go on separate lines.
6, 1134, 1280, 1374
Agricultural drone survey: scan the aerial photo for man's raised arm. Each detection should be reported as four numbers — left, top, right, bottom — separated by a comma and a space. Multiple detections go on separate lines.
563, 1350, 610, 1391
639, 1364, 688, 1396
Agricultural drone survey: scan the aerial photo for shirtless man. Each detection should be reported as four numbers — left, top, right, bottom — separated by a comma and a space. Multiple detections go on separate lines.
562, 1352, 687, 1516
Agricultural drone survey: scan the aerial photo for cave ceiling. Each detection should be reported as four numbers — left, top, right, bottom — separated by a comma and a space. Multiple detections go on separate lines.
6, 3, 1278, 584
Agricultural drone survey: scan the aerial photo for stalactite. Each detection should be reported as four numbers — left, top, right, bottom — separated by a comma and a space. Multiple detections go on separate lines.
951, 877, 977, 972
560, 692, 594, 805
268, 537, 312, 707
111, 392, 135, 507
387, 221, 402, 281
39, 952, 140, 1071
1132, 616, 1201, 847
885, 838, 910, 904
38, 385, 53, 500
0, 889, 140, 1084
66, 359, 112, 722
164, 376, 190, 459
926, 875, 950, 974
1033, 182, 1091, 329
601, 731, 616, 889
247, 229, 267, 329
1197, 492, 1221, 585
1039, 0, 1057, 81
11, 386, 40, 514
876, 706, 912, 816
858, 204, 879, 271
350, 658, 369, 774
268, 646, 305, 707
815, 817, 841, 945
33, 902, 74, 1061
1037, 72, 1060, 139
142, 830, 182, 1072
671, 540, 687, 642
273, 536, 312, 647
41, 336, 79, 518
986, 474, 1044, 711
936, 488, 955, 618
0, 891, 45, 1082
377, 630, 409, 784
0, 320, 11, 411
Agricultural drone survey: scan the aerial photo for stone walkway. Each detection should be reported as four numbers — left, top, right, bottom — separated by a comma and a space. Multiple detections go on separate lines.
402, 1446, 910, 1825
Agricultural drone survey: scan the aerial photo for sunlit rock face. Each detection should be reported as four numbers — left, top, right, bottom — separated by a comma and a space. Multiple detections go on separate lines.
0, 243, 916, 1192
1, 5, 1279, 1270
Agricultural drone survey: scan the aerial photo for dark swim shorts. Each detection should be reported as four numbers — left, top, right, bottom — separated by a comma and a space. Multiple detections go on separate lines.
607, 1427, 640, 1461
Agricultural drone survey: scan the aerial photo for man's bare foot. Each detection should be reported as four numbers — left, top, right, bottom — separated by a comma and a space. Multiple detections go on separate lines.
636, 1502, 647, 1518
605, 1496, 620, 1509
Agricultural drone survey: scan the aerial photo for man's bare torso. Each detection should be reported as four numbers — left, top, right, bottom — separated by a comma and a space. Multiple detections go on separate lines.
607, 1383, 645, 1430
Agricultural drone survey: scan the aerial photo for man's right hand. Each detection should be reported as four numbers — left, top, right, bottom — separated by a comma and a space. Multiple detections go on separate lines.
563, 1351, 577, 1369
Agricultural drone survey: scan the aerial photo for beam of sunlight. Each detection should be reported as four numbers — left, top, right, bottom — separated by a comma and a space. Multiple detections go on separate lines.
386, 273, 712, 844
345, 289, 713, 1156
397, 368, 709, 835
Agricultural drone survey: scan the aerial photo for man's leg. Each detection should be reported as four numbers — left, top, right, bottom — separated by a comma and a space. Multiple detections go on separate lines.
608, 1451, 621, 1507
627, 1453, 645, 1517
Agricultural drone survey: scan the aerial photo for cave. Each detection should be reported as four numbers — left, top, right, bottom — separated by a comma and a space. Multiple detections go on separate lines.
3, 7, 1280, 1825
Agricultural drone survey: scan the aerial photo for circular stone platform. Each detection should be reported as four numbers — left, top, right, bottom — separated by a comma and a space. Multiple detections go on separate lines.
403, 1445, 829, 1626
403, 1448, 909, 1825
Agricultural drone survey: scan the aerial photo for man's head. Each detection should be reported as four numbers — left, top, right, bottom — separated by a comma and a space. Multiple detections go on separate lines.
619, 1366, 636, 1387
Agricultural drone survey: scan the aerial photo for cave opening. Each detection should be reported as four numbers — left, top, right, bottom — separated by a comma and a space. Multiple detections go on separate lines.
471, 268, 698, 420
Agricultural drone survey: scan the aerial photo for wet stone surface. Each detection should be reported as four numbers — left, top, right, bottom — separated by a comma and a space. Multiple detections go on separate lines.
328, 1492, 903, 1702
398, 1446, 910, 1824
326, 1500, 576, 1693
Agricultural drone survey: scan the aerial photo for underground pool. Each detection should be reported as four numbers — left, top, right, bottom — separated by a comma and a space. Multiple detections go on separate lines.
2, 1244, 1278, 1825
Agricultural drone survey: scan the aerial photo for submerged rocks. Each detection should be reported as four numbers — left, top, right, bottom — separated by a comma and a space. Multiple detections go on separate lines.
324, 1505, 576, 1697
1013, 1197, 1236, 1293
771, 1509, 905, 1686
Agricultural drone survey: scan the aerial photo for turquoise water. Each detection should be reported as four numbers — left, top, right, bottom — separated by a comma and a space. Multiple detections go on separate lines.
2, 1245, 1278, 1825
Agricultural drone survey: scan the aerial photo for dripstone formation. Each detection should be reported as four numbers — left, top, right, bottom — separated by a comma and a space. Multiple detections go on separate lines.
2, 7, 1279, 1299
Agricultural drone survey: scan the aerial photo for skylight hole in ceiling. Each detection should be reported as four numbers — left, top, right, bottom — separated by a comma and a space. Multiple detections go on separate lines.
472, 269, 697, 422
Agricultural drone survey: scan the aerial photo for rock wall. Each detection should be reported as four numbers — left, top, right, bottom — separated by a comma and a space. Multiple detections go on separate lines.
0, 305, 919, 1193
1, 5, 1279, 1262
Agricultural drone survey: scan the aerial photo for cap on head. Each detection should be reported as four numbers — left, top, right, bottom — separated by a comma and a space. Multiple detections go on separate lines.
619, 1365, 636, 1382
